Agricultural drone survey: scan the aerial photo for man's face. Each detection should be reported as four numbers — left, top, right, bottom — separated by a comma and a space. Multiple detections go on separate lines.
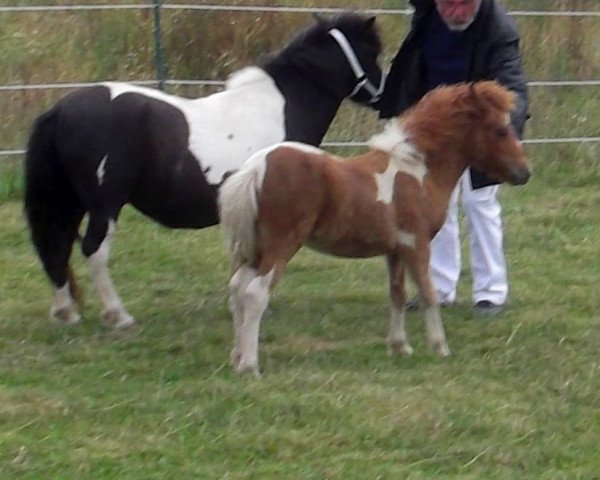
434, 0, 482, 31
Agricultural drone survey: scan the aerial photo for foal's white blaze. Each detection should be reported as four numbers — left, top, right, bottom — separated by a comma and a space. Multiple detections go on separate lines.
397, 230, 416, 249
103, 67, 286, 185
87, 220, 134, 328
96, 155, 107, 186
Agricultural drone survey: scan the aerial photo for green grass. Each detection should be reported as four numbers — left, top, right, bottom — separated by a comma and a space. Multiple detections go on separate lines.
2, 0, 600, 181
1, 3, 600, 475
1, 153, 600, 478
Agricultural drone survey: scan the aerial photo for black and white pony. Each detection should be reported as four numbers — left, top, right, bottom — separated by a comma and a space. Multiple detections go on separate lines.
24, 13, 383, 328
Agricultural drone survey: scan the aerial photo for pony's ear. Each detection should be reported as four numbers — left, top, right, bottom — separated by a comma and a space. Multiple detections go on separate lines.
312, 12, 326, 25
364, 15, 377, 30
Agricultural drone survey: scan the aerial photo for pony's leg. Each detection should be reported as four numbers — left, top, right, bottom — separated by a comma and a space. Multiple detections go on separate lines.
228, 266, 258, 367
50, 281, 80, 326
28, 201, 84, 325
406, 247, 450, 357
82, 213, 134, 328
233, 267, 276, 376
386, 253, 413, 356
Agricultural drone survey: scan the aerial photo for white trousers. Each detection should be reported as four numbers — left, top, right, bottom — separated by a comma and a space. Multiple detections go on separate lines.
430, 171, 508, 306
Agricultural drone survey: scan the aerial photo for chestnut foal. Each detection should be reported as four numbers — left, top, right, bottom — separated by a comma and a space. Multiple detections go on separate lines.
219, 81, 530, 375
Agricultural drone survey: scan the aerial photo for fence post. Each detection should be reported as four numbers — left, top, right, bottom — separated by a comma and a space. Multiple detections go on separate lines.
152, 0, 167, 90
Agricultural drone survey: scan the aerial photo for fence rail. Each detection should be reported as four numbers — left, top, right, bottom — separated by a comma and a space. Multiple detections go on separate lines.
2, 79, 600, 93
2, 2, 599, 158
2, 4, 600, 17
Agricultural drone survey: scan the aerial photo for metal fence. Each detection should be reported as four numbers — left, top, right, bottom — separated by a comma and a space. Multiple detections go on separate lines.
2, 2, 599, 157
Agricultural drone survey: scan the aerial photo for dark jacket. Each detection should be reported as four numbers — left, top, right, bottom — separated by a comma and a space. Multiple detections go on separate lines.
378, 0, 529, 188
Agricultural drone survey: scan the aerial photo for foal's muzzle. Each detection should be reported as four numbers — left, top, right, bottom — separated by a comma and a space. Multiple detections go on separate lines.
509, 164, 531, 186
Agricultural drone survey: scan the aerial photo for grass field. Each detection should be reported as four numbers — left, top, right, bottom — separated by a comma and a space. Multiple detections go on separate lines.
1, 152, 600, 477
1, 0, 600, 477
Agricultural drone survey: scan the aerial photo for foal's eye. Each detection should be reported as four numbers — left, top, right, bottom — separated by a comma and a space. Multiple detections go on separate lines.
496, 127, 509, 138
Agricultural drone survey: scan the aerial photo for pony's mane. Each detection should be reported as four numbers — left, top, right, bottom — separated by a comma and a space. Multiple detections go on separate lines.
276, 12, 382, 58
403, 81, 515, 154
225, 66, 272, 90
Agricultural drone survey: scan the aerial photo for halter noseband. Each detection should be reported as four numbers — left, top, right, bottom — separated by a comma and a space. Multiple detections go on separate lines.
328, 28, 383, 104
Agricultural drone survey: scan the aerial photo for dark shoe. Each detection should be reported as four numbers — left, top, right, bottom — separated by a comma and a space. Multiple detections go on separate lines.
473, 300, 505, 317
406, 296, 454, 311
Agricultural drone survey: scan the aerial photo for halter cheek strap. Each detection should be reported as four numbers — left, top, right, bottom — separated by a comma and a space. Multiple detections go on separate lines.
328, 28, 384, 104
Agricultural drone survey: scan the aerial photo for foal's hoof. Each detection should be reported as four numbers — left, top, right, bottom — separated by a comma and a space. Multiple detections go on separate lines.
388, 340, 414, 357
230, 348, 241, 367
51, 306, 81, 326
102, 309, 135, 329
232, 357, 261, 378
430, 341, 451, 357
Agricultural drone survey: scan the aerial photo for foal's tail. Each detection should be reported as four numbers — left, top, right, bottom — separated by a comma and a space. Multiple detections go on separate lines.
24, 108, 83, 304
218, 150, 268, 270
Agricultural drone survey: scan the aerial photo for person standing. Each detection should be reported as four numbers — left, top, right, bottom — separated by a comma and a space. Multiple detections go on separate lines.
378, 0, 529, 316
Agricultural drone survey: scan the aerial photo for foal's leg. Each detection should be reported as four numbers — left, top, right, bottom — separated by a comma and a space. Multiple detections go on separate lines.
406, 246, 450, 357
386, 253, 413, 356
82, 213, 134, 328
228, 265, 258, 367
232, 265, 278, 376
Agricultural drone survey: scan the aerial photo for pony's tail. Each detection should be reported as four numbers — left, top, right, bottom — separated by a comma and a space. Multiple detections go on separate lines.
24, 108, 83, 305
218, 152, 267, 270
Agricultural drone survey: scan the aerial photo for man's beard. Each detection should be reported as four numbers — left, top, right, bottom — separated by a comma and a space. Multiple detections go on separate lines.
444, 14, 477, 31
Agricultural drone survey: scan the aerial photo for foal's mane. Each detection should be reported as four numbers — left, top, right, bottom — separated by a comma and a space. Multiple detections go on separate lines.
403, 81, 515, 154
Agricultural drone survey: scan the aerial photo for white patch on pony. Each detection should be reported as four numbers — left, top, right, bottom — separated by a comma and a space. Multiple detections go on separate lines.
369, 120, 427, 187
103, 66, 286, 185
374, 162, 398, 205
397, 229, 416, 249
96, 155, 107, 185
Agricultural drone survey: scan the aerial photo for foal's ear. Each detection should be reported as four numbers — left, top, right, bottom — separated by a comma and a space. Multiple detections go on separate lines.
468, 82, 479, 103
465, 82, 484, 119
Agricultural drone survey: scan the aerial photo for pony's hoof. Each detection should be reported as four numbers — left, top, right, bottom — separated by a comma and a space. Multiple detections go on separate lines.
438, 345, 451, 357
51, 306, 81, 326
102, 309, 135, 329
388, 340, 414, 357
